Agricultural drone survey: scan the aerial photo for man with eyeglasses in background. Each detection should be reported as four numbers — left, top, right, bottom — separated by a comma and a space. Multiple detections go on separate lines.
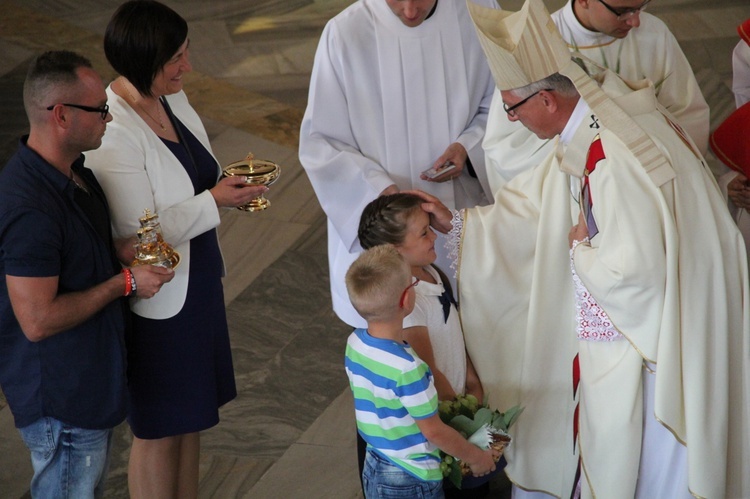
482, 0, 709, 193
0, 50, 173, 498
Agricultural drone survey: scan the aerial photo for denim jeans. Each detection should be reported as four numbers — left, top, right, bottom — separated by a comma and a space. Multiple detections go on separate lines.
362, 449, 444, 499
18, 417, 113, 499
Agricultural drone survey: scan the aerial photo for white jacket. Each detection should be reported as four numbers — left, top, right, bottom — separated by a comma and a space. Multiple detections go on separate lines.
85, 87, 222, 319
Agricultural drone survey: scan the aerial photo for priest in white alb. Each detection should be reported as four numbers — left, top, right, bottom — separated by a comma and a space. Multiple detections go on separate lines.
299, 0, 497, 329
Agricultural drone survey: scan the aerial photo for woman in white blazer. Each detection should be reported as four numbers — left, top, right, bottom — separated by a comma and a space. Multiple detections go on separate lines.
84, 2, 267, 497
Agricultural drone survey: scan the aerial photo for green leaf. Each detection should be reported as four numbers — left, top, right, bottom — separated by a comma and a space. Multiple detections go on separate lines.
448, 414, 483, 436
449, 461, 463, 489
491, 411, 506, 431
473, 408, 494, 428
502, 405, 524, 429
457, 403, 475, 419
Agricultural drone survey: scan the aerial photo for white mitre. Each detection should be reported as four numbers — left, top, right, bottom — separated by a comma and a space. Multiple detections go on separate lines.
467, 0, 676, 185
466, 0, 570, 91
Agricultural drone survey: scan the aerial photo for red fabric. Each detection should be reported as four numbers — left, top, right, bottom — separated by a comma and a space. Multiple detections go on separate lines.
739, 18, 750, 46
585, 136, 606, 174
572, 354, 580, 446
583, 136, 605, 239
710, 102, 750, 176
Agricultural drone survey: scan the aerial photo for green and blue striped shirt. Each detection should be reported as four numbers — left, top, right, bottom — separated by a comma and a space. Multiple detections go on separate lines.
345, 328, 441, 481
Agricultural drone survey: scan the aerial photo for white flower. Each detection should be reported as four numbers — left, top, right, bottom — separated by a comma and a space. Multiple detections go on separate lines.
467, 424, 494, 449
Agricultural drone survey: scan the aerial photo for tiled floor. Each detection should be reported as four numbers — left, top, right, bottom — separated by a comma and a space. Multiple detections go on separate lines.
0, 0, 748, 497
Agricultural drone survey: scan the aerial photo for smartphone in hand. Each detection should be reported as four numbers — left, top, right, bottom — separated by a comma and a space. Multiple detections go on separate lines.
422, 161, 456, 179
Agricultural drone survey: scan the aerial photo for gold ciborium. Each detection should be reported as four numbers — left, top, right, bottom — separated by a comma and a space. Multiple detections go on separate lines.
132, 209, 180, 269
222, 152, 280, 212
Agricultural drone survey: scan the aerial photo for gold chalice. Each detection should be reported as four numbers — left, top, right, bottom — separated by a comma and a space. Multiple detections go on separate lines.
132, 209, 180, 269
222, 152, 280, 212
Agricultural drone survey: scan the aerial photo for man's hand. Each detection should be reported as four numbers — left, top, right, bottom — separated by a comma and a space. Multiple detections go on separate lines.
727, 173, 750, 210
129, 265, 175, 298
569, 211, 588, 248
7, 264, 171, 342
402, 189, 453, 234
421, 143, 468, 183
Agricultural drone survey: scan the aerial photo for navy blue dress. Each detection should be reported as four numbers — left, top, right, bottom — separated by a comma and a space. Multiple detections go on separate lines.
127, 117, 236, 439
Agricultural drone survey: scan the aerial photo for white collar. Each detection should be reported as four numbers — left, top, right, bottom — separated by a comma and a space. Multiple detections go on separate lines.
415, 266, 447, 297
558, 0, 616, 49
369, 0, 448, 38
560, 98, 591, 146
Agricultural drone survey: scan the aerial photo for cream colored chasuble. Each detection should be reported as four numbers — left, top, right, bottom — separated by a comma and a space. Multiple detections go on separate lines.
458, 72, 750, 498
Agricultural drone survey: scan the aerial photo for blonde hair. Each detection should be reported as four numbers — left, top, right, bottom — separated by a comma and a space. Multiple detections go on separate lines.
346, 244, 411, 322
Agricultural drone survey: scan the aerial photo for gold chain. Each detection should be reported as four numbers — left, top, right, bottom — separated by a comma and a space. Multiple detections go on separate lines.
121, 79, 166, 131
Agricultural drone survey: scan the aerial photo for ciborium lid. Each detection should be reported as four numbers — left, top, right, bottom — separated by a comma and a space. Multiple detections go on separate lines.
223, 153, 280, 186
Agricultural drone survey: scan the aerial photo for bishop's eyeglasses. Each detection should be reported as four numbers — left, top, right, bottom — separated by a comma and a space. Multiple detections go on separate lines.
503, 89, 554, 118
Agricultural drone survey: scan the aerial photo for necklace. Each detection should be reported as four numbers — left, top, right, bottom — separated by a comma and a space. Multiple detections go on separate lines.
121, 79, 166, 131
69, 168, 89, 194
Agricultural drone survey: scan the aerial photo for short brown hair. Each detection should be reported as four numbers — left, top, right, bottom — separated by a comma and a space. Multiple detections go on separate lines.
23, 51, 92, 122
358, 193, 424, 250
104, 0, 188, 97
346, 245, 411, 322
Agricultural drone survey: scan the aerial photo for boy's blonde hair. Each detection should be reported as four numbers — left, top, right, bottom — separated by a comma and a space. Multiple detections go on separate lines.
346, 244, 411, 322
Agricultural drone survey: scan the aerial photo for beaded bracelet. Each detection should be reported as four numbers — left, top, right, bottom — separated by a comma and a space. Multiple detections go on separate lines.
122, 269, 132, 296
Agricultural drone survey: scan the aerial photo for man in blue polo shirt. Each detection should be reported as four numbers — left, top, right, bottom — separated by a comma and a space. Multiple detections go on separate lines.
0, 51, 174, 498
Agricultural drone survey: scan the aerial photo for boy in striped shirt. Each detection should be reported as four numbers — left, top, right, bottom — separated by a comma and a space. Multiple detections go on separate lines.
345, 244, 498, 498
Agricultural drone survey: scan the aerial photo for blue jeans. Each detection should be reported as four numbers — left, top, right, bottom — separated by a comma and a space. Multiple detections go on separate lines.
18, 417, 113, 499
362, 450, 444, 499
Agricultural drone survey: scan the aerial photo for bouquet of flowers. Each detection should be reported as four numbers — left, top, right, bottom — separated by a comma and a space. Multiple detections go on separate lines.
438, 394, 523, 489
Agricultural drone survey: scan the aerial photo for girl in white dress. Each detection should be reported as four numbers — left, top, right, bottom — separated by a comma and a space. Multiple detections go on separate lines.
358, 193, 483, 402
